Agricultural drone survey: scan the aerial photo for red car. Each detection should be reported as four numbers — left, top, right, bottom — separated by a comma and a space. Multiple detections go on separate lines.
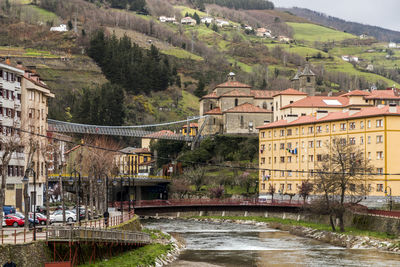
29, 213, 47, 225
4, 215, 24, 227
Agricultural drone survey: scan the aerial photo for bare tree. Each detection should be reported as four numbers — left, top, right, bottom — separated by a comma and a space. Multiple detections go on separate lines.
298, 180, 313, 204
0, 131, 21, 230
184, 166, 207, 192
267, 183, 276, 202
24, 138, 38, 229
314, 138, 374, 232
170, 176, 192, 199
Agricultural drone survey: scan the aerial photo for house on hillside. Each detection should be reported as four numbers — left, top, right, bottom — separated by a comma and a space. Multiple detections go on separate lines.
201, 17, 213, 24
159, 16, 176, 23
359, 34, 369, 39
278, 35, 292, 43
215, 19, 229, 27
341, 55, 359, 63
388, 42, 397, 48
181, 17, 196, 25
244, 25, 253, 31
50, 24, 68, 32
256, 28, 271, 38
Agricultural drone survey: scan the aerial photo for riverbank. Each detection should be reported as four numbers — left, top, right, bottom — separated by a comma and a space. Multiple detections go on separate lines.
181, 216, 400, 253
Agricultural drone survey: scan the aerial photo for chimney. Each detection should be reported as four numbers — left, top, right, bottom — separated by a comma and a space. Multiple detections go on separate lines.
349, 108, 361, 116
389, 103, 397, 113
287, 114, 298, 123
316, 110, 328, 120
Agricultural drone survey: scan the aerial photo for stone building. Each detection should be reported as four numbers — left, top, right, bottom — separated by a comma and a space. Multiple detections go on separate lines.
291, 64, 316, 96
199, 73, 278, 135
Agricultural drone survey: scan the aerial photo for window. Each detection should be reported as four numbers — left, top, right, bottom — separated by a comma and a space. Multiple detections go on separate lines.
274, 144, 276, 151
274, 130, 276, 137
287, 184, 292, 190
274, 157, 277, 163
316, 140, 322, 148
287, 129, 292, 136
302, 128, 304, 134
316, 126, 322, 133
349, 137, 356, 145
295, 128, 298, 135
308, 141, 314, 148
317, 154, 323, 161
350, 184, 356, 192
332, 124, 336, 132
261, 144, 265, 152
280, 143, 285, 150
368, 136, 371, 144
308, 126, 314, 134
368, 152, 371, 160
349, 122, 356, 130
280, 183, 284, 191
280, 171, 285, 177
261, 132, 265, 138
302, 155, 305, 162
287, 142, 292, 149
262, 183, 266, 190
360, 136, 364, 144
234, 98, 238, 106
340, 138, 346, 145
360, 121, 364, 129
280, 156, 285, 163
377, 168, 383, 174
376, 135, 383, 143
280, 129, 285, 136
261, 158, 265, 164
268, 144, 271, 151
326, 125, 329, 132
309, 155, 314, 162
268, 131, 271, 137
302, 141, 305, 148
368, 120, 371, 128
340, 123, 346, 131
377, 184, 383, 192
268, 157, 271, 164
377, 151, 383, 159
376, 119, 383, 127
287, 156, 292, 163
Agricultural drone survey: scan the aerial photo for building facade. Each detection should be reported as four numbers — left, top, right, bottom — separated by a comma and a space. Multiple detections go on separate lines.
0, 62, 25, 210
116, 147, 153, 175
258, 105, 400, 205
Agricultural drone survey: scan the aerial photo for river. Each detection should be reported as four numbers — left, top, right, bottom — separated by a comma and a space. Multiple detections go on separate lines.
142, 218, 400, 267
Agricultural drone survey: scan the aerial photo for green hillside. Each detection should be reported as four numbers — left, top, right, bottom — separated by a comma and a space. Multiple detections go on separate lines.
288, 22, 356, 42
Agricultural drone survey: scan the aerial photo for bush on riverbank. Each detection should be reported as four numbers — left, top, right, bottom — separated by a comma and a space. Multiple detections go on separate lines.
191, 216, 397, 240
79, 243, 173, 267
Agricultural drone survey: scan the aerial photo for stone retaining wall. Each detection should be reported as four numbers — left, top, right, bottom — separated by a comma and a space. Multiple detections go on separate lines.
0, 242, 52, 267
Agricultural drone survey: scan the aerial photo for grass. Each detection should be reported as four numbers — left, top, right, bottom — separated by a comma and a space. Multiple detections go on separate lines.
180, 90, 199, 112
161, 48, 203, 61
227, 57, 253, 72
192, 215, 397, 240
175, 5, 208, 17
19, 3, 59, 24
0, 46, 59, 58
79, 243, 173, 267
288, 22, 356, 43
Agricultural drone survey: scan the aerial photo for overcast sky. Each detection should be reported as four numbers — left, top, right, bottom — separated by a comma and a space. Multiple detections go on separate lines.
273, 0, 400, 32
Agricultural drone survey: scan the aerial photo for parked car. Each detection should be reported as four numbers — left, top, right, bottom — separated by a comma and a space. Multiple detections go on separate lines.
4, 215, 25, 227
36, 206, 47, 215
50, 210, 76, 223
3, 206, 16, 215
29, 212, 48, 225
11, 212, 39, 226
70, 209, 91, 220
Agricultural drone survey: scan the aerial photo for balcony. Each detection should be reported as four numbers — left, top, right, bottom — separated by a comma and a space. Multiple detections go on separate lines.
14, 101, 21, 108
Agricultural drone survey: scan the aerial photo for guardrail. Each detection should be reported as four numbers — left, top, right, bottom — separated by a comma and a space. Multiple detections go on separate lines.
134, 199, 303, 207
366, 209, 400, 218
47, 226, 151, 244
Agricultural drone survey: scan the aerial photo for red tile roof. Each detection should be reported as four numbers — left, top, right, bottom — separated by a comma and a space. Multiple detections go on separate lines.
341, 90, 371, 97
201, 91, 218, 99
215, 81, 251, 88
183, 123, 199, 128
225, 103, 271, 113
258, 105, 400, 129
281, 96, 349, 109
364, 89, 400, 100
204, 107, 222, 115
221, 89, 252, 97
272, 88, 307, 97
251, 90, 280, 98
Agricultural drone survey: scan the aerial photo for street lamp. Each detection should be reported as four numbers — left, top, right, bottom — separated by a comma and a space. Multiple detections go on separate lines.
23, 168, 36, 241
385, 186, 393, 211
69, 169, 81, 225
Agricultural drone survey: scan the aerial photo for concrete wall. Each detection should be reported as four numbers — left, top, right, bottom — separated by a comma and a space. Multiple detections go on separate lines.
0, 242, 52, 267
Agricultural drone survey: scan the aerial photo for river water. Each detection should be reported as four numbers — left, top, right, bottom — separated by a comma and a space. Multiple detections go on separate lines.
142, 218, 400, 267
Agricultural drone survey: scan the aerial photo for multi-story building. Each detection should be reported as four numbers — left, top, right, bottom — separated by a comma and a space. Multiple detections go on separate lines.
115, 147, 153, 175
182, 123, 198, 137
258, 104, 400, 205
0, 62, 25, 210
21, 66, 54, 211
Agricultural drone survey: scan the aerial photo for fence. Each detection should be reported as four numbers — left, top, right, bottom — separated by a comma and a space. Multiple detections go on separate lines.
134, 199, 303, 207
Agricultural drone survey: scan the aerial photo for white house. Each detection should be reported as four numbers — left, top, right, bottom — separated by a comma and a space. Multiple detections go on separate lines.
341, 55, 359, 62
244, 25, 253, 31
50, 24, 68, 32
215, 19, 229, 27
359, 34, 368, 39
388, 42, 397, 48
201, 17, 213, 24
181, 17, 196, 25
256, 28, 272, 38
159, 16, 176, 23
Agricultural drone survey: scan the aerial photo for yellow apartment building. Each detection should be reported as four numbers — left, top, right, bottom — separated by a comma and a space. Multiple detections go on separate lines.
182, 123, 198, 137
258, 104, 400, 201
116, 147, 153, 175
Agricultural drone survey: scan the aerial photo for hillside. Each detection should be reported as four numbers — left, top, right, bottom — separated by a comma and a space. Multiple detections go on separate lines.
1, 0, 399, 126
280, 7, 400, 43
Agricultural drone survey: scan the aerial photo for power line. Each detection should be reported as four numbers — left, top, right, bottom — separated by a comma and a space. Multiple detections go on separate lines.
9, 125, 400, 177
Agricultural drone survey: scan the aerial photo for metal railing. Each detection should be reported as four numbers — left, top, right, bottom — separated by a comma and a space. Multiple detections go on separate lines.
134, 199, 303, 207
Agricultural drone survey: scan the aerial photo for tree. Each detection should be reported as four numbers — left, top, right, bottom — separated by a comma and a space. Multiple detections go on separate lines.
211, 23, 219, 33
193, 12, 200, 24
150, 139, 185, 168
314, 138, 374, 232
194, 78, 206, 98
298, 180, 313, 204
184, 166, 207, 192
267, 183, 276, 202
170, 176, 192, 199
67, 20, 73, 30
239, 171, 257, 194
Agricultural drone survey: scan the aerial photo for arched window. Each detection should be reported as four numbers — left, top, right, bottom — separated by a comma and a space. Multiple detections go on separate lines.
235, 98, 238, 106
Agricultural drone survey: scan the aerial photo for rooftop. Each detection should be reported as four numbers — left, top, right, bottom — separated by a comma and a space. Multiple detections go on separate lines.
204, 107, 222, 115
281, 96, 349, 109
272, 88, 307, 97
225, 103, 271, 113
215, 80, 251, 89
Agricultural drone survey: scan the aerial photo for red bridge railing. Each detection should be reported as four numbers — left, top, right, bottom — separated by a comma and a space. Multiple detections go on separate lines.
132, 199, 303, 207
366, 209, 400, 218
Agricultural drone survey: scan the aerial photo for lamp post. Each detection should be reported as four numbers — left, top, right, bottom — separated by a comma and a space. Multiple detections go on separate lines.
23, 168, 36, 241
69, 169, 81, 225
385, 186, 393, 211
